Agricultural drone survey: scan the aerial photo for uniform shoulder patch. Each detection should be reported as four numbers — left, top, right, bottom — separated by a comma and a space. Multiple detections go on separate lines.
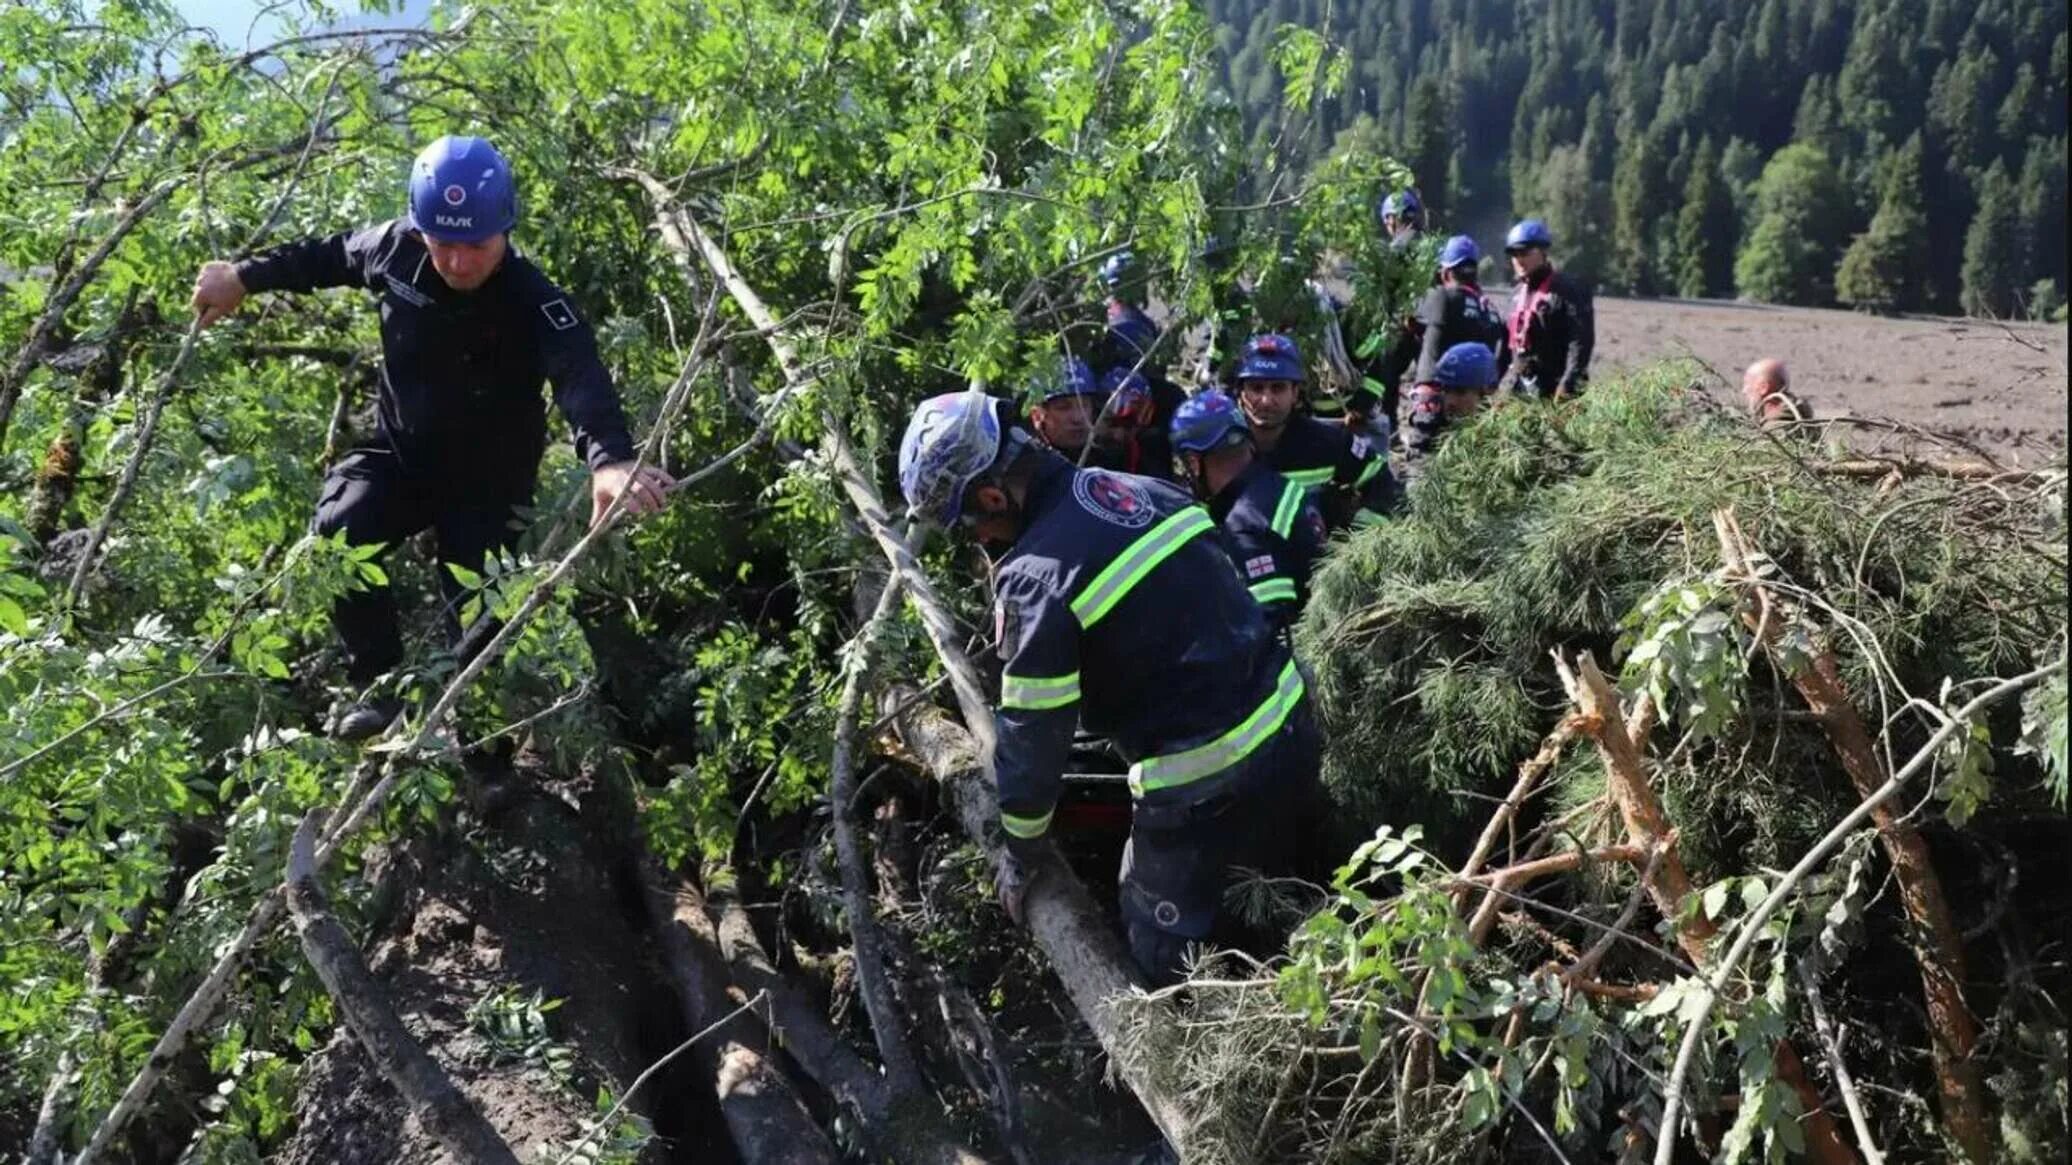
1071, 470, 1156, 529
1243, 554, 1277, 579
1349, 433, 1374, 460
539, 298, 580, 331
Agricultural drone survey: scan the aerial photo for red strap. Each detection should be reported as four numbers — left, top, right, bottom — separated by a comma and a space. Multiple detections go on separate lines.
1508, 270, 1555, 356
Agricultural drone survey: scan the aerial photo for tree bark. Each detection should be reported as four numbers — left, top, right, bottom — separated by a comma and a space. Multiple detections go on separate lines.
282, 814, 521, 1165
832, 575, 929, 1096
636, 859, 839, 1165
1563, 651, 1859, 1165
1715, 507, 1990, 1163
699, 867, 991, 1165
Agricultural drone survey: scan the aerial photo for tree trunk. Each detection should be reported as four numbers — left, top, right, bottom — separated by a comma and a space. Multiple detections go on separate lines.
882, 685, 1197, 1153
284, 815, 522, 1165
1716, 508, 1991, 1163
637, 860, 839, 1165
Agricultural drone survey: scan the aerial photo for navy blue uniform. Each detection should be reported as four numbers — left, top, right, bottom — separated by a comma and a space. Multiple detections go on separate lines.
991, 453, 1321, 982
1256, 414, 1397, 532
1208, 460, 1325, 630
1359, 282, 1504, 422
236, 219, 637, 683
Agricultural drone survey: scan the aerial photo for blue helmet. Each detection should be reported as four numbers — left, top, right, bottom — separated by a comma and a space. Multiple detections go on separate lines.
408, 136, 517, 243
1433, 342, 1499, 390
1098, 366, 1153, 418
1437, 235, 1480, 271
1234, 333, 1304, 383
1033, 357, 1101, 404
1504, 219, 1553, 253
1379, 189, 1423, 222
1169, 389, 1251, 455
1099, 250, 1136, 291
1106, 306, 1158, 360
899, 389, 1005, 526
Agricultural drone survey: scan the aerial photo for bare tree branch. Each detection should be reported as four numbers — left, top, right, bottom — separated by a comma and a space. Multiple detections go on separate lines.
284, 813, 522, 1165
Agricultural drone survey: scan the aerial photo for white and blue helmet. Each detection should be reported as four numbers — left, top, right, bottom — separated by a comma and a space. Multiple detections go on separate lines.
898, 389, 1006, 526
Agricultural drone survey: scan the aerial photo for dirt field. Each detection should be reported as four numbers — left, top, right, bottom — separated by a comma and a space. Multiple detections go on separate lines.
1588, 294, 2068, 462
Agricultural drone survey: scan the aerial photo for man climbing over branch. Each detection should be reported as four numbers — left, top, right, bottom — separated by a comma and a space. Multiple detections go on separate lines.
190, 134, 673, 739
896, 387, 1324, 985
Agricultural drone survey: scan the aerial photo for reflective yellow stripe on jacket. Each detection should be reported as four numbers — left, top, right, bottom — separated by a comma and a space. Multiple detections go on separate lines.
1128, 659, 1304, 796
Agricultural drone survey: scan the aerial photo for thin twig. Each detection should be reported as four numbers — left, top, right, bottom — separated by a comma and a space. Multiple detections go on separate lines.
550, 991, 771, 1165
1652, 660, 2063, 1165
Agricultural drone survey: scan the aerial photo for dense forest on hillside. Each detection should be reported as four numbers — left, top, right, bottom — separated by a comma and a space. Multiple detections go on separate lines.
1206, 0, 2070, 316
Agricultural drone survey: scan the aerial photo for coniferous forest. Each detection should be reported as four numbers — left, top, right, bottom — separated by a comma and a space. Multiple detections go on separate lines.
1206, 0, 2070, 317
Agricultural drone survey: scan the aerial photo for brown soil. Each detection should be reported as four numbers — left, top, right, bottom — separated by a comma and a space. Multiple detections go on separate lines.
1588, 295, 2068, 461
273, 770, 704, 1165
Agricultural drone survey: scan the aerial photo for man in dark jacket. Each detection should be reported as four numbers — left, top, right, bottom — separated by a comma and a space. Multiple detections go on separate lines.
1168, 389, 1325, 630
1496, 218, 1594, 400
189, 135, 671, 739
1379, 189, 1424, 253
1357, 234, 1505, 427
897, 389, 1322, 985
1231, 333, 1398, 531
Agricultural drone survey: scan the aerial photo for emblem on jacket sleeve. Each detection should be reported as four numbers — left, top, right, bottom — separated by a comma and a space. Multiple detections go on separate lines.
539, 298, 579, 331
1072, 470, 1155, 529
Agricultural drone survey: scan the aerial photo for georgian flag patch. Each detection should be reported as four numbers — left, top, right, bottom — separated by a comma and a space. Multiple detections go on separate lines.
539, 298, 579, 331
1244, 554, 1276, 579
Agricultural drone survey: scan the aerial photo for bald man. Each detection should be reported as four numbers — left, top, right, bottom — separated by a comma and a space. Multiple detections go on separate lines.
1741, 358, 1806, 425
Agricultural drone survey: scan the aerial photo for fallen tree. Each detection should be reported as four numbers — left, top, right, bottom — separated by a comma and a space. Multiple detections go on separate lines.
1126, 370, 2068, 1163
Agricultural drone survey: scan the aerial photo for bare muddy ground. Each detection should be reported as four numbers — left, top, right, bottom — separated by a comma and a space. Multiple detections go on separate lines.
1588, 294, 2068, 461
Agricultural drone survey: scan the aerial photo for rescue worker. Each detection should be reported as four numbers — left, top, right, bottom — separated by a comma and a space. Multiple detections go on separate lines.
1497, 219, 1594, 400
1090, 366, 1173, 481
897, 390, 1322, 985
1402, 341, 1500, 484
188, 135, 672, 740
1098, 250, 1188, 428
1100, 250, 1159, 364
1231, 333, 1398, 530
1379, 189, 1424, 252
1356, 234, 1504, 430
1169, 389, 1326, 630
1024, 357, 1106, 462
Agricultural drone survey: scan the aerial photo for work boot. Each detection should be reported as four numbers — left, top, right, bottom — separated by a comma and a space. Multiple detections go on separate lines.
333, 697, 404, 742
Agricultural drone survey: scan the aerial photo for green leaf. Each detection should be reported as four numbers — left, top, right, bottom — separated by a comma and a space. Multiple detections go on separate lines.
1357, 1009, 1381, 1062
1704, 880, 1731, 921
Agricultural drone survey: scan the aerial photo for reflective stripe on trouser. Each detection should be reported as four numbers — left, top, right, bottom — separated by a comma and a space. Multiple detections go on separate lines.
1000, 670, 1080, 710
1068, 506, 1214, 628
1000, 807, 1054, 839
1128, 659, 1304, 796
1269, 480, 1305, 539
1249, 578, 1297, 606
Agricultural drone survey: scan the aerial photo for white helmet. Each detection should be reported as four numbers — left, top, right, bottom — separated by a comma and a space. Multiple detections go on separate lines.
898, 388, 1006, 526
